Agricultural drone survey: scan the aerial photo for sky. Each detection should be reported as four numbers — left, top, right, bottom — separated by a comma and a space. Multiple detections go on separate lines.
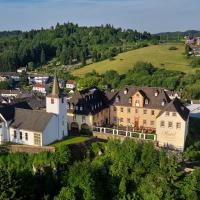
0, 0, 199, 33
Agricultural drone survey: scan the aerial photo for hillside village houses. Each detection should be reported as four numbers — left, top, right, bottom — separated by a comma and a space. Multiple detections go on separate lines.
66, 80, 76, 90
32, 83, 50, 94
0, 76, 68, 146
68, 86, 190, 152
0, 71, 191, 152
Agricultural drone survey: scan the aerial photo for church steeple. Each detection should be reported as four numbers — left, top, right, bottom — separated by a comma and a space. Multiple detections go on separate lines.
51, 76, 60, 96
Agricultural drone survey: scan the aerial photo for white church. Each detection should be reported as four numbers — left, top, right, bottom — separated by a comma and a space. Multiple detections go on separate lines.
0, 77, 68, 146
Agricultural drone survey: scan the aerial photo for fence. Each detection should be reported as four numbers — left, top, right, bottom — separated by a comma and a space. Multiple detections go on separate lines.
93, 126, 157, 141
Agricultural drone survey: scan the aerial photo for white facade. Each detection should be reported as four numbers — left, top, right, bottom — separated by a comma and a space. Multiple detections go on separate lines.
17, 67, 27, 73
46, 95, 68, 139
66, 81, 76, 90
156, 111, 189, 152
32, 84, 49, 94
0, 77, 68, 146
8, 114, 59, 146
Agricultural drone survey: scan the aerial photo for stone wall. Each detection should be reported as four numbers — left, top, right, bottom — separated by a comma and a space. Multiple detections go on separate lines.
9, 144, 55, 154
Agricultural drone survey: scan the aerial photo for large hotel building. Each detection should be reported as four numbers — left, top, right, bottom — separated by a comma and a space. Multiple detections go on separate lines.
67, 86, 189, 151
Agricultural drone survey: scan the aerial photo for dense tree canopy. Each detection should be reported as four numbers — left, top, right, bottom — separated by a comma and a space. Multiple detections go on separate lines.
0, 140, 199, 200
77, 61, 200, 99
0, 23, 157, 72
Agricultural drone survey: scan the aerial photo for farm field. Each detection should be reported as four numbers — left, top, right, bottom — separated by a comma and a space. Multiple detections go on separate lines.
72, 43, 194, 77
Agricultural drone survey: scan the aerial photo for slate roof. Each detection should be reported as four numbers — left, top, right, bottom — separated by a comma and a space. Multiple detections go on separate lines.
10, 108, 54, 132
0, 102, 32, 121
68, 87, 115, 115
114, 86, 171, 109
157, 98, 190, 121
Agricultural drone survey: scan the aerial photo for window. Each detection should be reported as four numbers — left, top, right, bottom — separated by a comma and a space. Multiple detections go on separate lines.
67, 103, 70, 109
120, 118, 123, 123
143, 120, 147, 125
51, 98, 54, 104
80, 106, 83, 111
145, 99, 149, 105
14, 130, 17, 139
34, 133, 41, 145
113, 117, 117, 123
120, 107, 124, 112
116, 96, 120, 103
176, 123, 181, 129
151, 110, 155, 115
160, 121, 165, 127
135, 100, 140, 107
73, 115, 76, 121
127, 108, 131, 113
168, 122, 173, 128
113, 106, 117, 112
135, 108, 138, 114
25, 133, 28, 141
129, 98, 132, 104
150, 121, 154, 126
20, 132, 22, 140
165, 111, 169, 116
61, 98, 64, 103
127, 118, 131, 123
82, 116, 86, 122
143, 109, 147, 114
172, 112, 177, 117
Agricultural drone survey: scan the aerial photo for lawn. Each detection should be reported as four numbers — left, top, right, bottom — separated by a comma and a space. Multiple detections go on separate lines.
51, 136, 91, 148
72, 43, 194, 77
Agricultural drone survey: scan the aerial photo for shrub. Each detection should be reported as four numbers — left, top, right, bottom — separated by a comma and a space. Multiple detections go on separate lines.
169, 46, 178, 50
191, 57, 200, 68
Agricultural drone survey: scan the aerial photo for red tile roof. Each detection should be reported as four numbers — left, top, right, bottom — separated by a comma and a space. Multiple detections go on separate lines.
67, 80, 76, 84
33, 83, 46, 88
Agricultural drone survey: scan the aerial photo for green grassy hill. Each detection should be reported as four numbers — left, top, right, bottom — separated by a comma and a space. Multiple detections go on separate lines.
72, 43, 194, 77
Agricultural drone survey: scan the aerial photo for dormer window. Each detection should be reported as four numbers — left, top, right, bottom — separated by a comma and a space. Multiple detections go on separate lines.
155, 91, 159, 96
145, 99, 149, 105
129, 97, 132, 104
116, 96, 120, 103
80, 106, 83, 111
124, 88, 128, 95
162, 100, 166, 106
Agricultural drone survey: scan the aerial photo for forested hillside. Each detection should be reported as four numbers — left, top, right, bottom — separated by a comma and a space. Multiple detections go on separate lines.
156, 30, 200, 41
0, 23, 158, 72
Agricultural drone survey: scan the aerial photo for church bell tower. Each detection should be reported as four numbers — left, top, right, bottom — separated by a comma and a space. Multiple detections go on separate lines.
46, 76, 68, 139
